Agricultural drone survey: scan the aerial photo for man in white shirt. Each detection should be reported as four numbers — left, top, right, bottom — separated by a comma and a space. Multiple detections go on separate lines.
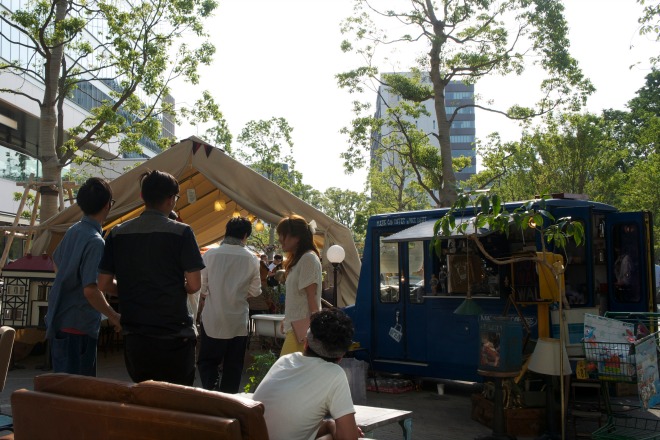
253, 309, 363, 440
197, 217, 261, 393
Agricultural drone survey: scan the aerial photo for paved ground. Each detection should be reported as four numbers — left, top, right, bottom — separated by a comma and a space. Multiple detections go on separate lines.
2, 343, 660, 439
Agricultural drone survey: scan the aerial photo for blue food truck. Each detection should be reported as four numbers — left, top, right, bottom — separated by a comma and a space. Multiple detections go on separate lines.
344, 195, 656, 382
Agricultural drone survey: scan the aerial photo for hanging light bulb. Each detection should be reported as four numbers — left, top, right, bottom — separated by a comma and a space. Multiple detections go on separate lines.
214, 199, 226, 212
255, 220, 265, 232
247, 214, 256, 222
232, 208, 241, 218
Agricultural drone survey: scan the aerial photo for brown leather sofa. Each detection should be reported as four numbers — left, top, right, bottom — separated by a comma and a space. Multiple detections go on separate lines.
11, 373, 269, 440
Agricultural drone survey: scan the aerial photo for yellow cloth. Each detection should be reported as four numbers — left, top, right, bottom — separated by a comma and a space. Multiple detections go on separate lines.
280, 331, 304, 357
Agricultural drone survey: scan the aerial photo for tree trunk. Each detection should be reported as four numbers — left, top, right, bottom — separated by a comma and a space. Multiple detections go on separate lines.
428, 5, 457, 208
38, 0, 68, 222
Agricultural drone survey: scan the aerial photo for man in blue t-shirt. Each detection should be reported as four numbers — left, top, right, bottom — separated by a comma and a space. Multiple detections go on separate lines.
46, 177, 121, 376
99, 170, 204, 386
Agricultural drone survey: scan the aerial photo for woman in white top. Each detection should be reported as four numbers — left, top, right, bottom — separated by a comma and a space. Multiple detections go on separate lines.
277, 215, 322, 356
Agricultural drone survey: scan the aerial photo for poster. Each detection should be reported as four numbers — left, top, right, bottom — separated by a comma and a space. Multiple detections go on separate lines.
583, 314, 636, 380
634, 335, 660, 410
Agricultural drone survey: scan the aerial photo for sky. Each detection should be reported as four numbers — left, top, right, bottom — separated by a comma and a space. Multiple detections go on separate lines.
174, 0, 658, 194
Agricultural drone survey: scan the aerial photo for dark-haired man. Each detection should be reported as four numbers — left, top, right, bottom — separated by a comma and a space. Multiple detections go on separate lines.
197, 216, 261, 393
253, 309, 363, 440
99, 170, 204, 385
46, 177, 121, 376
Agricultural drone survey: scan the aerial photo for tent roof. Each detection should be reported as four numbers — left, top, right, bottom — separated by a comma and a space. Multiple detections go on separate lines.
31, 137, 361, 306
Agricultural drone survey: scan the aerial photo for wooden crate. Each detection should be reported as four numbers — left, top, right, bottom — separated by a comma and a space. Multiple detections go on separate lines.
471, 394, 547, 437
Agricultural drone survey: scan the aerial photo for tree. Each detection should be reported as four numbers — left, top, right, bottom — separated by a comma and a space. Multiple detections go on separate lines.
468, 112, 623, 201
337, 0, 593, 206
316, 187, 369, 244
367, 144, 431, 214
0, 0, 222, 221
638, 0, 660, 67
235, 117, 304, 194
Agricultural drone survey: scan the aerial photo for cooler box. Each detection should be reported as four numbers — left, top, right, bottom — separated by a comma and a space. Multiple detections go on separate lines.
551, 307, 599, 357
479, 317, 523, 372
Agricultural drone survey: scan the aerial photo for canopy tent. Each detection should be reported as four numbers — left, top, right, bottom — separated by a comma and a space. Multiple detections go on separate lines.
31, 137, 361, 306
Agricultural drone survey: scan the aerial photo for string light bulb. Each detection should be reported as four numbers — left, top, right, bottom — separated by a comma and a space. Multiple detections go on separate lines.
214, 199, 226, 211
247, 214, 256, 222
232, 208, 241, 218
255, 220, 265, 232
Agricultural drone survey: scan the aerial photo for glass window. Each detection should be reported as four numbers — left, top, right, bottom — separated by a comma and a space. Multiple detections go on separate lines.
408, 241, 425, 304
379, 236, 399, 303
613, 223, 641, 303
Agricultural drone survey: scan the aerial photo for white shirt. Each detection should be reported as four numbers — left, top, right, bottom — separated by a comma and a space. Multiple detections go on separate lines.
253, 353, 355, 440
200, 244, 261, 338
283, 251, 322, 332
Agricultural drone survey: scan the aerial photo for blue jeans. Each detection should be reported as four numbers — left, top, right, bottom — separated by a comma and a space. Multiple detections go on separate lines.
50, 331, 98, 376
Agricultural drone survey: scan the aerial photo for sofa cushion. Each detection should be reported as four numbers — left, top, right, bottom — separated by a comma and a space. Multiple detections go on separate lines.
34, 373, 134, 404
11, 389, 242, 440
133, 381, 269, 440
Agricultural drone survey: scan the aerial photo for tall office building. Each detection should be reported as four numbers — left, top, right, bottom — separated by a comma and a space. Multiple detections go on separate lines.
372, 73, 476, 184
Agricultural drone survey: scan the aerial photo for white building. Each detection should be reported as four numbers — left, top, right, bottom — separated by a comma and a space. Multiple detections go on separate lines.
0, 1, 174, 258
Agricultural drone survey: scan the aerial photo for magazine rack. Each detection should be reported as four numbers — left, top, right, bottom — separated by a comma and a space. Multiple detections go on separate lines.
583, 312, 660, 440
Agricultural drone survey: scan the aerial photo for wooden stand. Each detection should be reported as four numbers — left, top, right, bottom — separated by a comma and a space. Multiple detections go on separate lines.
476, 369, 520, 440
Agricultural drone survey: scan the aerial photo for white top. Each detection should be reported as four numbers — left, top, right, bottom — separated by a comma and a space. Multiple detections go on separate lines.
200, 244, 261, 338
253, 352, 355, 440
283, 251, 322, 332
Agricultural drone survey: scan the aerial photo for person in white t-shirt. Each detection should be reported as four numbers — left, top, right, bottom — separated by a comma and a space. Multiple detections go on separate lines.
253, 309, 363, 440
276, 215, 323, 356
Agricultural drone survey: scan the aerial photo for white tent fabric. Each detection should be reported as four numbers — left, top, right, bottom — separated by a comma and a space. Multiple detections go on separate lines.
31, 137, 360, 306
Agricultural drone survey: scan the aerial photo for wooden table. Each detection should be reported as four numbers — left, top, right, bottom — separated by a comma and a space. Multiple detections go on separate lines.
355, 404, 412, 440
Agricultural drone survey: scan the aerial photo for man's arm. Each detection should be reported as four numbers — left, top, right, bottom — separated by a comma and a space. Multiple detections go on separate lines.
247, 262, 262, 298
333, 413, 361, 440
185, 270, 202, 293
83, 283, 121, 332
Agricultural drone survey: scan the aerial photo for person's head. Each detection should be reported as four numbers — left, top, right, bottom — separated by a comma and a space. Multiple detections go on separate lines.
139, 170, 179, 211
305, 308, 354, 363
260, 254, 268, 262
77, 177, 113, 217
225, 216, 252, 240
276, 215, 319, 271
274, 254, 283, 264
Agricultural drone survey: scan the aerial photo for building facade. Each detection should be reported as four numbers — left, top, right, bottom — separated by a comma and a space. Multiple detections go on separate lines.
0, 0, 174, 255
372, 73, 476, 190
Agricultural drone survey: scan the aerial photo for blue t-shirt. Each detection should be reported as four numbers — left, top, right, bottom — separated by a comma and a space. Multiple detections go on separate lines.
46, 216, 105, 339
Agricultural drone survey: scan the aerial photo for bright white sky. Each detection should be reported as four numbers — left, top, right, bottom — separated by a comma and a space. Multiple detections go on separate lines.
175, 0, 658, 193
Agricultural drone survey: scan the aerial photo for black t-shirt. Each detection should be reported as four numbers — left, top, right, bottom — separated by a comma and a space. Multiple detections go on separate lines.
99, 210, 205, 337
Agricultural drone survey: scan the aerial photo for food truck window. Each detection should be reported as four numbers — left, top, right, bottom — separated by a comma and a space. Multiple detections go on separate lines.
613, 223, 641, 303
408, 241, 425, 304
379, 236, 400, 303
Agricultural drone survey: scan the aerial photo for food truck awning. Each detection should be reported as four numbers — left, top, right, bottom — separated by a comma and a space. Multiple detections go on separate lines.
382, 217, 496, 243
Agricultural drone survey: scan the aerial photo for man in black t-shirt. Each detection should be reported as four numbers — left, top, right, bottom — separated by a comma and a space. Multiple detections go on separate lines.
99, 170, 204, 385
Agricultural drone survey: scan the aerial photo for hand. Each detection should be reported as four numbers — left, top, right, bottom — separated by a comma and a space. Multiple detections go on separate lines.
108, 312, 122, 333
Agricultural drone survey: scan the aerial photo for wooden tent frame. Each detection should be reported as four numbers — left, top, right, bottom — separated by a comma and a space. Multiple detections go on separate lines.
0, 174, 77, 271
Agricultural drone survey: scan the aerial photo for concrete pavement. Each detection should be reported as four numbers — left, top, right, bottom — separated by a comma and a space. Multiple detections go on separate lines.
2, 345, 658, 439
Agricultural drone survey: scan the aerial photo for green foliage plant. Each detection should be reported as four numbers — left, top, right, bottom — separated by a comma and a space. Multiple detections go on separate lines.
244, 351, 277, 393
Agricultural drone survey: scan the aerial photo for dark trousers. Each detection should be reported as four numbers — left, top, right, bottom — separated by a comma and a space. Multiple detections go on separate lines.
124, 334, 196, 386
197, 324, 248, 393
50, 331, 98, 377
